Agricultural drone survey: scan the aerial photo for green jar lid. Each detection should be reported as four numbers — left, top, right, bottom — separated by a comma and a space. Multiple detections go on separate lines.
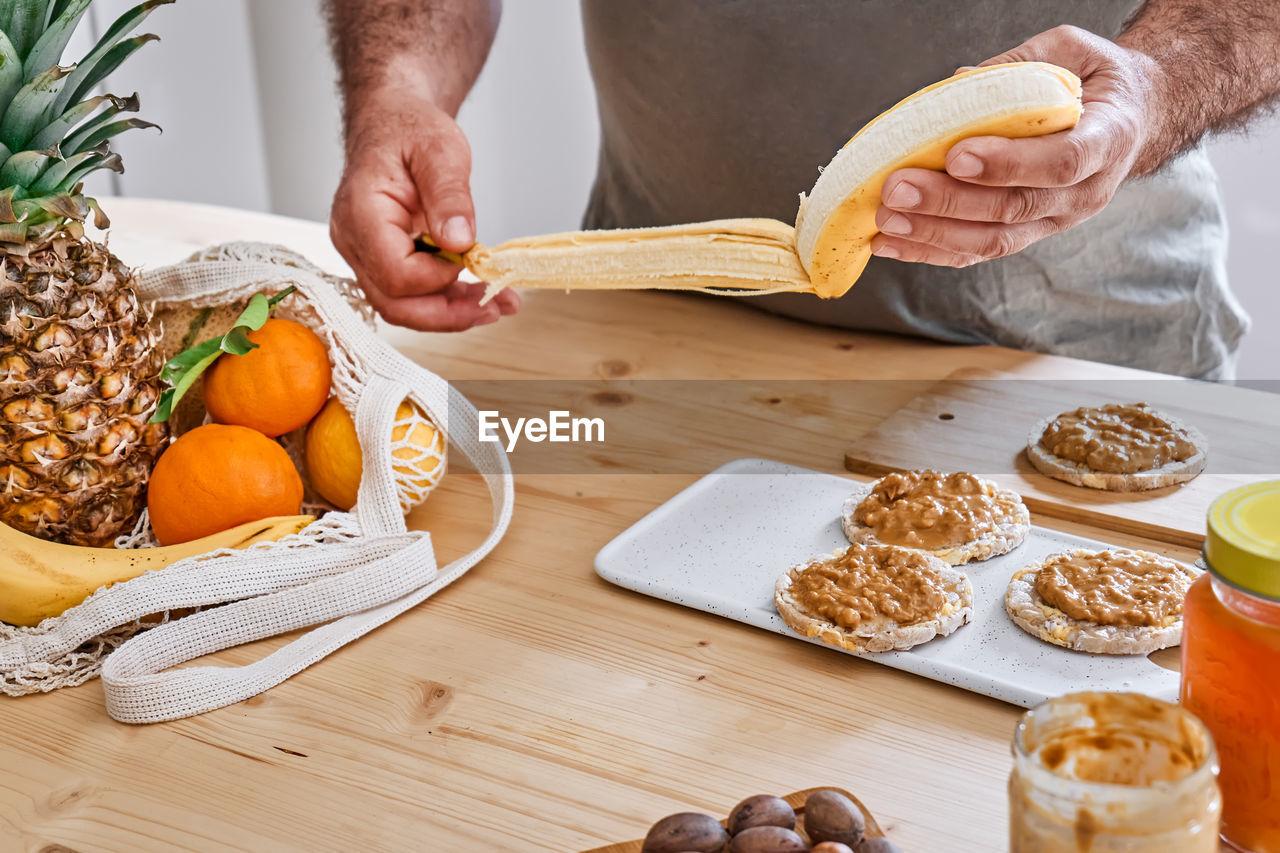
1206, 481, 1280, 599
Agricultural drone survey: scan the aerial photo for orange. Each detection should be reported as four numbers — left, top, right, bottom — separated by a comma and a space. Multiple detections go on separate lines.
305, 398, 363, 510
147, 424, 304, 545
304, 397, 443, 511
203, 318, 332, 437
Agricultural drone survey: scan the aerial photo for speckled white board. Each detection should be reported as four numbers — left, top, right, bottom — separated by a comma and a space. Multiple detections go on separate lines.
595, 458, 1184, 708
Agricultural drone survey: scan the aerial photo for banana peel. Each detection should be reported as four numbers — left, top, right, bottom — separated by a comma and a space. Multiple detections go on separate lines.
0, 515, 314, 627
418, 62, 1082, 303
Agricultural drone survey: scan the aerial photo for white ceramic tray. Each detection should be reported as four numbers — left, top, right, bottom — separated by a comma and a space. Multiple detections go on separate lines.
595, 458, 1185, 708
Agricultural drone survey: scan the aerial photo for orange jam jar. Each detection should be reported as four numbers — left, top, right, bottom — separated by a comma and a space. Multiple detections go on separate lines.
1181, 480, 1280, 852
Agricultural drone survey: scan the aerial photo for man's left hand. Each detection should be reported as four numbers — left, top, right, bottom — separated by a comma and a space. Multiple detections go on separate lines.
870, 25, 1165, 268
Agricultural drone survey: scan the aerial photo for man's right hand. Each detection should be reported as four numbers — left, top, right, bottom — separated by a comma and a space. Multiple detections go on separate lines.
330, 91, 520, 332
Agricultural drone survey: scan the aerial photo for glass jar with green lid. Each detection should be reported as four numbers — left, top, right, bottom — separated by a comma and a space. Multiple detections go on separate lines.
1181, 480, 1280, 852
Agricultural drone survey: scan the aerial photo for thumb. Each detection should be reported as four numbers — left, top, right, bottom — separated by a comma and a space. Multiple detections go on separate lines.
407, 124, 477, 253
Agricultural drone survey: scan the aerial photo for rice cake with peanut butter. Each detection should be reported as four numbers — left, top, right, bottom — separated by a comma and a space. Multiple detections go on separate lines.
841, 470, 1029, 566
775, 542, 973, 653
1027, 402, 1207, 492
1004, 548, 1198, 655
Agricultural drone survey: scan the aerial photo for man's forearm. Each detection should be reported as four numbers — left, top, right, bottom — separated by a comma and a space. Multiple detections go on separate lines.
323, 0, 500, 125
1118, 0, 1280, 175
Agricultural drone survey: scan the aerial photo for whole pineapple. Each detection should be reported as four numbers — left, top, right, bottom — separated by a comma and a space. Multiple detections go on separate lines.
0, 0, 173, 546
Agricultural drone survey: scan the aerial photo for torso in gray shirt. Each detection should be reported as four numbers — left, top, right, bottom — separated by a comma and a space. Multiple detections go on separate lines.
579, 0, 1249, 379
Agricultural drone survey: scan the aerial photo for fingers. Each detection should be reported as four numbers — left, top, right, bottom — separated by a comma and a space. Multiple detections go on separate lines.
361, 277, 504, 332
871, 208, 1056, 266
882, 168, 1104, 224
945, 106, 1135, 189
406, 122, 476, 253
331, 177, 464, 300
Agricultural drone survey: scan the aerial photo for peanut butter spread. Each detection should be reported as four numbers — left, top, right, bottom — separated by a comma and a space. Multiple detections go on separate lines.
790, 544, 947, 630
1035, 550, 1192, 627
1035, 694, 1206, 786
854, 470, 1002, 549
1039, 403, 1197, 475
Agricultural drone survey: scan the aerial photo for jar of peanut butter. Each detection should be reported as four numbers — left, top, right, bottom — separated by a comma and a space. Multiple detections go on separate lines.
1182, 480, 1280, 852
1008, 692, 1221, 852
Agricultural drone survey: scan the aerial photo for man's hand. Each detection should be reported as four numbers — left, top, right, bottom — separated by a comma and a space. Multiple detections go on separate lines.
330, 91, 520, 331
325, 0, 514, 331
870, 26, 1163, 268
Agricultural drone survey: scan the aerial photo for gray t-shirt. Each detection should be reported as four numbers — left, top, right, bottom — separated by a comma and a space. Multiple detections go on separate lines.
580, 1, 1249, 379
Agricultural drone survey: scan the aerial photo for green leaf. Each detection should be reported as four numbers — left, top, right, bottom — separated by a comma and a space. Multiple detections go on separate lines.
149, 286, 299, 423
23, 0, 92, 79
159, 335, 222, 385
233, 292, 270, 330
220, 326, 258, 356
151, 347, 222, 424
267, 285, 298, 308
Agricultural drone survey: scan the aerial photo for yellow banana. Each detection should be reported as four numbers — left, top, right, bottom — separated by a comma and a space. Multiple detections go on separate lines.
0, 515, 314, 627
420, 62, 1082, 304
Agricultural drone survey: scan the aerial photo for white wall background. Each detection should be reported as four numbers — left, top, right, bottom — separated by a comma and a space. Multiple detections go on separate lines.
81, 0, 1277, 378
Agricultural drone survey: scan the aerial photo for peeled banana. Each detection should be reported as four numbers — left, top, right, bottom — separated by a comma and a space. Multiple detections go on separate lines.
796, 61, 1083, 297
434, 62, 1082, 303
0, 515, 313, 627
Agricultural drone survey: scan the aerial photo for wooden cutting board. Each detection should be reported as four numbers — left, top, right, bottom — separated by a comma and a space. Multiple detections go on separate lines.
844, 368, 1280, 549
582, 787, 885, 852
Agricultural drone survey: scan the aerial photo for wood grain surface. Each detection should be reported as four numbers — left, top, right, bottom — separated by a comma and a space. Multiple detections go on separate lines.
0, 200, 1223, 852
583, 787, 883, 852
844, 368, 1280, 548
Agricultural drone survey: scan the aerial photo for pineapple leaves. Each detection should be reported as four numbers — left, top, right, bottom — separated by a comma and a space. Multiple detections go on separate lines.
0, 61, 71, 149
28, 90, 116, 150
0, 0, 53, 59
151, 287, 299, 424
0, 183, 18, 221
31, 140, 113, 191
0, 142, 55, 185
0, 32, 22, 113
22, 0, 90, 78
64, 115, 156, 155
0, 0, 170, 232
53, 0, 173, 114
64, 32, 155, 107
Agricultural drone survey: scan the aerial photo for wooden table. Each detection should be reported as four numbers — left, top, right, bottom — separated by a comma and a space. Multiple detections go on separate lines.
0, 199, 1203, 852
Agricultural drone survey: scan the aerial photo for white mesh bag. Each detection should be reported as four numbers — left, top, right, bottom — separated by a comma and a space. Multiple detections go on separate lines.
0, 243, 513, 723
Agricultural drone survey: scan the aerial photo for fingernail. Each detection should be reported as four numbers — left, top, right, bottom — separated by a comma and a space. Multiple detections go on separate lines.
885, 181, 921, 209
441, 216, 472, 247
475, 312, 500, 327
873, 244, 900, 259
949, 153, 983, 178
880, 213, 912, 236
